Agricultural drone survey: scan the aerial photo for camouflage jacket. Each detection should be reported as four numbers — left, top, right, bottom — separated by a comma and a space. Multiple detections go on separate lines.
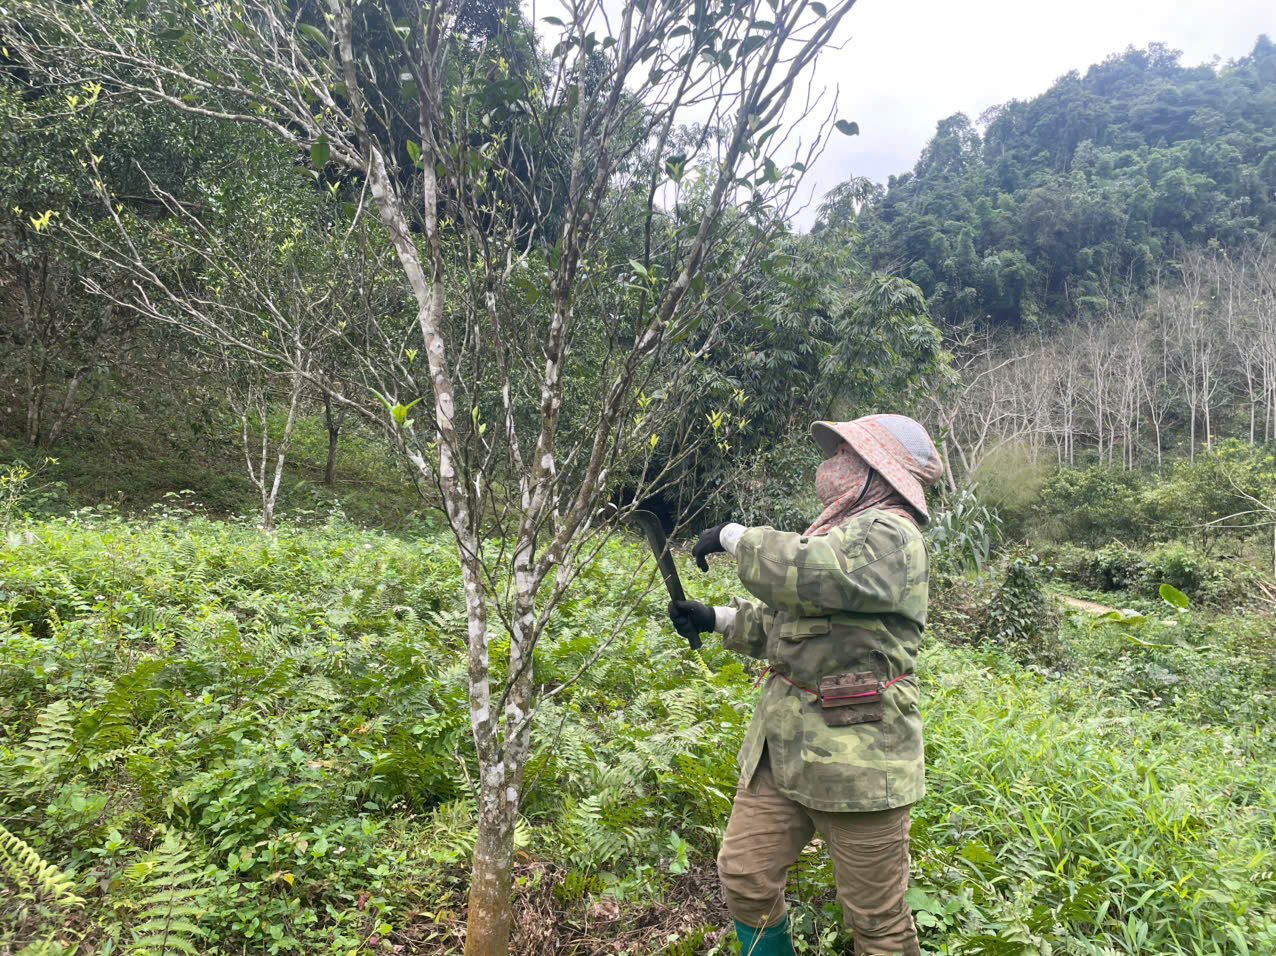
721, 509, 928, 812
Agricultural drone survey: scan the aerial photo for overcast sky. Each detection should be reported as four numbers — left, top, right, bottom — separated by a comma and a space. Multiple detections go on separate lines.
789, 0, 1276, 225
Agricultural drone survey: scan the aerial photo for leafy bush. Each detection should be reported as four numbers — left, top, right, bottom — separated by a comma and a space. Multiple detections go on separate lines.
1086, 542, 1149, 592
1142, 541, 1263, 607
1046, 538, 1266, 610
1034, 465, 1152, 546
926, 488, 1003, 581
727, 433, 822, 531
1029, 448, 1276, 560
978, 552, 1065, 666
0, 458, 65, 529
1141, 441, 1276, 551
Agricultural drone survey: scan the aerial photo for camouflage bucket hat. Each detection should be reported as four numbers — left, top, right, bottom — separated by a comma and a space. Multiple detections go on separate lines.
809, 414, 944, 521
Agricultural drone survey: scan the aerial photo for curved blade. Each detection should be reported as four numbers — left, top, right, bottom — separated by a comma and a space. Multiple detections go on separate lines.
628, 509, 699, 650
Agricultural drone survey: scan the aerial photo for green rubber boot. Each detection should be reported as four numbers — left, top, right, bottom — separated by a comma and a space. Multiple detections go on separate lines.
734, 916, 795, 956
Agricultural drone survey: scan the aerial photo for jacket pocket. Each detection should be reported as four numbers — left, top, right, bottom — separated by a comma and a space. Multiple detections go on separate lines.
775, 617, 831, 642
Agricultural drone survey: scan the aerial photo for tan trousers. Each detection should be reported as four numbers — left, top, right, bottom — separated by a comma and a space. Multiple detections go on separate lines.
717, 753, 921, 956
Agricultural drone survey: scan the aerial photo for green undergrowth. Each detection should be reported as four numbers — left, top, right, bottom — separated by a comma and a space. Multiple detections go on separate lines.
0, 514, 1272, 954
1, 408, 424, 529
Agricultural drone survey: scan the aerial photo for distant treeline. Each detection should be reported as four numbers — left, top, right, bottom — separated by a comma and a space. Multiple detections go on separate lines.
835, 37, 1276, 328
931, 248, 1276, 482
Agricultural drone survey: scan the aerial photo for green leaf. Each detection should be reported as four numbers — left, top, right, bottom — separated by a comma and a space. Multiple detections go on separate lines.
512, 273, 542, 305
391, 398, 423, 427
542, 15, 564, 26
406, 140, 423, 166
739, 35, 767, 58
903, 887, 944, 915
310, 137, 330, 170
298, 23, 327, 46
811, 1, 828, 14
1093, 608, 1148, 628
664, 153, 687, 181
1159, 583, 1190, 609
835, 119, 860, 136
959, 842, 995, 866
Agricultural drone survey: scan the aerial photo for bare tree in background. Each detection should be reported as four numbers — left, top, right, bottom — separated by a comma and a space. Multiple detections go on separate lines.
8, 0, 861, 949
222, 351, 308, 531
924, 245, 1275, 481
1227, 248, 1276, 445
1168, 252, 1228, 461
927, 329, 1042, 483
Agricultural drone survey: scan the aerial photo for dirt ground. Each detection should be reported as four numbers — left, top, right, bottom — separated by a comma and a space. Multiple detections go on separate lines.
399, 862, 735, 955
1053, 593, 1120, 615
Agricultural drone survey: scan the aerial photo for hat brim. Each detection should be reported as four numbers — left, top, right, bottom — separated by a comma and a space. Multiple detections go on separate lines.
810, 421, 846, 458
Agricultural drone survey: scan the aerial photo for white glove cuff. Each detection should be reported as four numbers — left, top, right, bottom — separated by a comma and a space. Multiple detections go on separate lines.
719, 523, 748, 556
713, 606, 737, 633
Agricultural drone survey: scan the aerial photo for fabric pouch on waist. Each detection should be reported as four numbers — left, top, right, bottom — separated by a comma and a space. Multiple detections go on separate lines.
818, 671, 882, 726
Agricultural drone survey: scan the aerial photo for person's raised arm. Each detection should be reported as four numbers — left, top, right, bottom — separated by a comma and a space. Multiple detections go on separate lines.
719, 516, 916, 619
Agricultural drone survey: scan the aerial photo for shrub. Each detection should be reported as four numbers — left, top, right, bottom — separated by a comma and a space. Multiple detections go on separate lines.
1141, 541, 1262, 607
728, 433, 822, 531
1034, 464, 1153, 545
1141, 441, 1276, 551
1086, 542, 1149, 592
977, 552, 1065, 666
0, 458, 65, 528
1036, 541, 1089, 582
926, 488, 1003, 582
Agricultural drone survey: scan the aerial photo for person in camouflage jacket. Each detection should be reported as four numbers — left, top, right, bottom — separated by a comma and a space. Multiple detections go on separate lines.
669, 414, 944, 956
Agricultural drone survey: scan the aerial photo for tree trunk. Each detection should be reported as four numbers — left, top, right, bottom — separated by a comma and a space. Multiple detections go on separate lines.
323, 391, 340, 487
465, 801, 516, 956
46, 366, 88, 448
261, 371, 303, 532
25, 371, 45, 447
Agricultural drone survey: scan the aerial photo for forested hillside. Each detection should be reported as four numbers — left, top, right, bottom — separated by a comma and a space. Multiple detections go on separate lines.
847, 39, 1276, 327
826, 39, 1276, 482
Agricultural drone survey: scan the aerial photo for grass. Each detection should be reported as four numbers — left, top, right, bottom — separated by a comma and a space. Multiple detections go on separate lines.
0, 511, 1272, 954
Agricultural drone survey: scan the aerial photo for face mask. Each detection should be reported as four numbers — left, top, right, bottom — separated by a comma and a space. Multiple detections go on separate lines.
815, 445, 871, 507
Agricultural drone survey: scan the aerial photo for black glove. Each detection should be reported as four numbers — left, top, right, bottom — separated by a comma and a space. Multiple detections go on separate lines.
668, 600, 714, 645
693, 523, 731, 572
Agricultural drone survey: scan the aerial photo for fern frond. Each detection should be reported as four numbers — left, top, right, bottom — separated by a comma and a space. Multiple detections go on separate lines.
11, 700, 75, 782
126, 833, 208, 956
86, 660, 165, 753
0, 823, 84, 906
